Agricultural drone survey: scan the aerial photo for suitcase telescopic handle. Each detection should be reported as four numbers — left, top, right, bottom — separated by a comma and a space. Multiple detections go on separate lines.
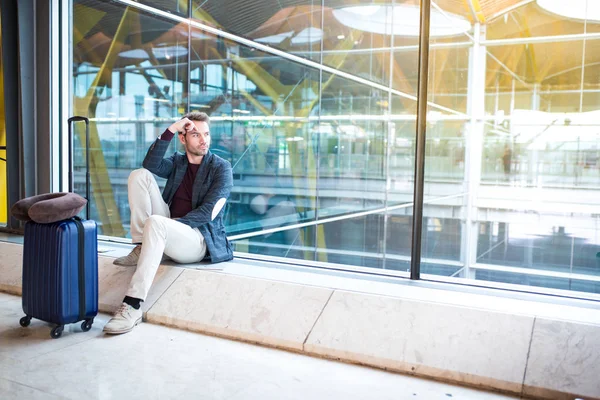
67, 116, 90, 220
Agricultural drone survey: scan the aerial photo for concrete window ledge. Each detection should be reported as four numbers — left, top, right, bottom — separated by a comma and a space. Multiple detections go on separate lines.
0, 240, 599, 400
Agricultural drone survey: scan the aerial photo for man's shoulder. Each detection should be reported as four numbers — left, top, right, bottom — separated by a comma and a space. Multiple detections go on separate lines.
210, 152, 232, 170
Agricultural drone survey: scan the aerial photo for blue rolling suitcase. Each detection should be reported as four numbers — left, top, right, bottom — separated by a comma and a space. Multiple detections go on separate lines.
20, 219, 98, 338
19, 116, 98, 339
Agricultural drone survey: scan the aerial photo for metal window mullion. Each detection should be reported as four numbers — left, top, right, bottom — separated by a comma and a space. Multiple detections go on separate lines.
17, 1, 35, 198
483, 32, 600, 47
187, 17, 191, 113
1, 0, 20, 228
410, 0, 432, 280
313, 0, 325, 261
51, 0, 61, 192
36, 0, 55, 195
383, 2, 396, 270
58, 0, 72, 193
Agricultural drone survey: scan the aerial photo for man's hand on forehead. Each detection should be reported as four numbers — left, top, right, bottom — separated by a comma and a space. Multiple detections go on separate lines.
172, 117, 195, 134
183, 120, 195, 132
184, 124, 200, 136
167, 117, 200, 136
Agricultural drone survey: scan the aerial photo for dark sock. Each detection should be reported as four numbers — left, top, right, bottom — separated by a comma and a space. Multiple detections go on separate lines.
123, 296, 142, 310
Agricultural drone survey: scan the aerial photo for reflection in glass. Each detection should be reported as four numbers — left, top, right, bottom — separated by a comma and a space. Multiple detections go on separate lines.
191, 1, 322, 62
139, 0, 187, 16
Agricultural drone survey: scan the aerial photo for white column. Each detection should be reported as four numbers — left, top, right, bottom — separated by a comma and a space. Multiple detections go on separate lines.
52, 0, 71, 192
529, 83, 541, 185
531, 83, 541, 110
460, 23, 487, 279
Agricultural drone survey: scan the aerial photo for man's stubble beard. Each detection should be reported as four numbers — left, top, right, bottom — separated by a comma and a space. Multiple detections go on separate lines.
185, 142, 208, 157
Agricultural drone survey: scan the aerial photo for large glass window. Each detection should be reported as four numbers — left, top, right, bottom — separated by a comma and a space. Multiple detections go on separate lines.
421, 0, 600, 294
70, 0, 600, 296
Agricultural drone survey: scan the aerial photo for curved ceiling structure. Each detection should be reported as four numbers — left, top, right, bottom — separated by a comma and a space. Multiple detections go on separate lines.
73, 0, 600, 97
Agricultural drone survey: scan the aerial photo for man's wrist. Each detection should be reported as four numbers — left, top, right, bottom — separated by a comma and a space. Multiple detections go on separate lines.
159, 128, 175, 141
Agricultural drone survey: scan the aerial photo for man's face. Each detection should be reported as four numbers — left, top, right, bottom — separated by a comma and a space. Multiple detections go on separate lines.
182, 121, 211, 157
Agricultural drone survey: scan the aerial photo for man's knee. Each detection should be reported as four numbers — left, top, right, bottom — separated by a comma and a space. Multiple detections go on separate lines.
128, 168, 152, 185
143, 215, 169, 234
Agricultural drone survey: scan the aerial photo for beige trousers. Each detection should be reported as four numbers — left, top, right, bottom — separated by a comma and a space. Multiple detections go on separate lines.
126, 168, 206, 301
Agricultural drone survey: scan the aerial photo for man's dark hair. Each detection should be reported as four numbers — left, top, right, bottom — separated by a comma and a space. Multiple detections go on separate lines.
183, 111, 210, 125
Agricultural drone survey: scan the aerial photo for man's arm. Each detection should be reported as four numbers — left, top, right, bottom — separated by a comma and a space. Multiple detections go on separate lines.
142, 135, 175, 179
142, 118, 195, 179
177, 161, 233, 229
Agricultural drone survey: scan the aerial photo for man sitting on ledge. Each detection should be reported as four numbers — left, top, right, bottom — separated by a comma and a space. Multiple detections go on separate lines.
104, 111, 233, 335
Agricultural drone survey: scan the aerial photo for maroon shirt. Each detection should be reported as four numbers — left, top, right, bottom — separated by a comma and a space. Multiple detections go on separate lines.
170, 163, 201, 218
158, 128, 200, 219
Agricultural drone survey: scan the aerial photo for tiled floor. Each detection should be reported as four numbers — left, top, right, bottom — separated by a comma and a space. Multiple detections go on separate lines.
0, 293, 519, 400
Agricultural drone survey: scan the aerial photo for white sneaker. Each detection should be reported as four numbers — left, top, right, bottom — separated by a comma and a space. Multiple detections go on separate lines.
103, 303, 143, 335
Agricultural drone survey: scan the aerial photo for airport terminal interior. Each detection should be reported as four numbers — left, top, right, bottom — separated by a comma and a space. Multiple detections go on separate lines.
0, 0, 599, 399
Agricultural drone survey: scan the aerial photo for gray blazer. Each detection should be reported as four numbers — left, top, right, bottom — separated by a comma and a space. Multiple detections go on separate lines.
142, 138, 234, 263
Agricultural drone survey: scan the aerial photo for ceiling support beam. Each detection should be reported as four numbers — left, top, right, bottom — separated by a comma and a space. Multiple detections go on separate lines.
465, 0, 486, 24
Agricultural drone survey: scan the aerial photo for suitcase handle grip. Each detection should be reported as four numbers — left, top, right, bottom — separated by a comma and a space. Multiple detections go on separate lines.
68, 116, 89, 124
67, 116, 90, 220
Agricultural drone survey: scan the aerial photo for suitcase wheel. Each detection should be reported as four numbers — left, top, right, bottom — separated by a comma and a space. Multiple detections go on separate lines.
81, 319, 94, 332
51, 325, 64, 339
19, 316, 32, 327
